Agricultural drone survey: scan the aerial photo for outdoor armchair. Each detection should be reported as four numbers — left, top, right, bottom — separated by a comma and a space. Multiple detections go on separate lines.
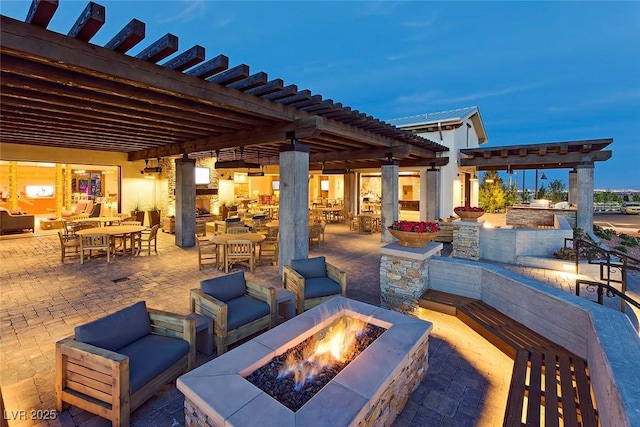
189, 271, 275, 355
283, 256, 347, 314
55, 301, 195, 427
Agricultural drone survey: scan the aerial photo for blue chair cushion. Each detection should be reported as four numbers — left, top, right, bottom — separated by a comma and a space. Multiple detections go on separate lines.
201, 271, 246, 302
226, 295, 270, 331
304, 277, 343, 299
225, 217, 242, 223
252, 214, 266, 220
291, 256, 326, 279
118, 334, 190, 394
74, 301, 151, 352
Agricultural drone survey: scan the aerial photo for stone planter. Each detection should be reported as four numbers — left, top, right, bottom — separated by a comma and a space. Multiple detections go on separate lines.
454, 210, 485, 221
388, 228, 438, 248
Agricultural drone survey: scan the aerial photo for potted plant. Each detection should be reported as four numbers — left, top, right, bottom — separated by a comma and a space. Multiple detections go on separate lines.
147, 200, 165, 227
388, 220, 440, 248
130, 201, 146, 223
453, 206, 485, 221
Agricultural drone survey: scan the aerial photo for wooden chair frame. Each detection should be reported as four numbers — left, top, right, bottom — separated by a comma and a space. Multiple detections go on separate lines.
196, 236, 219, 270
80, 234, 114, 264
58, 230, 80, 262
224, 240, 254, 273
282, 261, 347, 314
55, 309, 195, 427
189, 281, 275, 354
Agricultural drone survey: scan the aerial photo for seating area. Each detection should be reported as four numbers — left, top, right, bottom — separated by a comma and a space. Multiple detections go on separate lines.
0, 206, 35, 234
283, 255, 347, 314
189, 271, 275, 355
55, 301, 195, 426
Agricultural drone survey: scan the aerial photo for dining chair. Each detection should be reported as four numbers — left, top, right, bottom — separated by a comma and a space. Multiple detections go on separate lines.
79, 234, 114, 264
57, 230, 80, 262
309, 224, 322, 248
358, 215, 374, 233
195, 234, 219, 270
258, 236, 278, 266
224, 240, 254, 273
138, 224, 160, 255
227, 227, 249, 234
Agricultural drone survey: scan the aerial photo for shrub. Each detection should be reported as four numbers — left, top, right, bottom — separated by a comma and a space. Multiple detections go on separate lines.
616, 245, 628, 253
594, 225, 616, 240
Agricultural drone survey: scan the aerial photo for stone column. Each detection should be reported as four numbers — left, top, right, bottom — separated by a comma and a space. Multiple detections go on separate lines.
568, 169, 577, 206
576, 163, 594, 234
426, 168, 440, 222
279, 144, 309, 275
9, 161, 18, 211
453, 221, 482, 260
64, 164, 72, 211
344, 171, 355, 217
380, 161, 399, 243
380, 242, 443, 314
175, 156, 196, 248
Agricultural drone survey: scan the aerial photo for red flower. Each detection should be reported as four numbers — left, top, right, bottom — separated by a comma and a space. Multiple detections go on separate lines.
454, 206, 485, 212
390, 220, 439, 233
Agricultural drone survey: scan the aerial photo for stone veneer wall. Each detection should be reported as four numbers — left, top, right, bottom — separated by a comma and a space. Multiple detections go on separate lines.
183, 334, 430, 427
380, 242, 443, 314
452, 221, 481, 260
506, 206, 577, 228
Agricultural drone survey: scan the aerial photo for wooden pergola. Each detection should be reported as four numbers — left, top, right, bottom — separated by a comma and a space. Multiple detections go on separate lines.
460, 139, 612, 171
0, 1, 449, 170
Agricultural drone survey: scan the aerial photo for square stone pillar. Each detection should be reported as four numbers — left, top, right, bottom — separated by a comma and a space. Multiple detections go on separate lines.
568, 169, 577, 206
279, 144, 309, 275
576, 163, 594, 234
175, 156, 196, 248
453, 221, 482, 260
381, 161, 399, 243
380, 242, 443, 314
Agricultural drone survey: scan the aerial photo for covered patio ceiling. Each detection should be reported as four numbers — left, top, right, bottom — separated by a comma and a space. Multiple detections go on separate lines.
460, 139, 612, 171
0, 1, 449, 172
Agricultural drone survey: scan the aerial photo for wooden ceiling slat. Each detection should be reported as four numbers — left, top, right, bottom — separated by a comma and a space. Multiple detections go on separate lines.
245, 78, 283, 96
289, 95, 322, 109
67, 2, 105, 42
228, 72, 268, 91
207, 64, 249, 85
104, 19, 145, 53
161, 45, 205, 72
25, 0, 58, 28
276, 90, 312, 105
0, 55, 275, 129
185, 54, 229, 78
262, 85, 298, 101
135, 33, 178, 62
0, 110, 192, 143
0, 85, 239, 135
302, 100, 334, 113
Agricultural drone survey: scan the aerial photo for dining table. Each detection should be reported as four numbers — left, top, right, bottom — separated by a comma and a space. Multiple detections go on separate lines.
71, 216, 123, 226
76, 225, 146, 257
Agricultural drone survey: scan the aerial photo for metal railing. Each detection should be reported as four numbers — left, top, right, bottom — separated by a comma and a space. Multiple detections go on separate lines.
566, 238, 640, 312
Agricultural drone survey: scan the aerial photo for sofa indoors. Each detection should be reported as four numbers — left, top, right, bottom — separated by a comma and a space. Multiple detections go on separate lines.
55, 301, 195, 426
0, 207, 35, 234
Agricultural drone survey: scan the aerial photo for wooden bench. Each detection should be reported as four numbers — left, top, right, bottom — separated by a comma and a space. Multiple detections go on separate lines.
419, 290, 599, 427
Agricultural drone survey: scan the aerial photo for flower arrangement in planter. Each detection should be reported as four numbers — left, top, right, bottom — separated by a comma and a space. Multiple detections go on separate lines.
389, 220, 440, 233
388, 220, 440, 248
453, 206, 485, 221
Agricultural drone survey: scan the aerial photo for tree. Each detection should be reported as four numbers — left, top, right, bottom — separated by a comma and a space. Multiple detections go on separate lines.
479, 170, 506, 213
547, 179, 566, 203
594, 191, 622, 203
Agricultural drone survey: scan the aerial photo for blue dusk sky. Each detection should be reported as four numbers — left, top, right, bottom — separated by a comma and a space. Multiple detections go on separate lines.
1, 1, 638, 190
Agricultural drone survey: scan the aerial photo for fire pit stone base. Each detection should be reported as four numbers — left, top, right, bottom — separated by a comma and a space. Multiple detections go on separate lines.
178, 297, 432, 427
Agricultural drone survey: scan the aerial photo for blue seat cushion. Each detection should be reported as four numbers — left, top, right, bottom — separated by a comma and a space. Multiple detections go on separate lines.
226, 295, 270, 331
291, 256, 326, 279
252, 214, 266, 220
74, 301, 151, 352
304, 277, 343, 299
201, 271, 246, 302
225, 217, 242, 223
118, 334, 190, 394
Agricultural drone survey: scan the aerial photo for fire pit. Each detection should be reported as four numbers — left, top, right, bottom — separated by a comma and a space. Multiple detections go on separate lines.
177, 296, 433, 427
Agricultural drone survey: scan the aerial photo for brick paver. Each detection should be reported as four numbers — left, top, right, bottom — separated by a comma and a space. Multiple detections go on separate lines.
3, 223, 636, 426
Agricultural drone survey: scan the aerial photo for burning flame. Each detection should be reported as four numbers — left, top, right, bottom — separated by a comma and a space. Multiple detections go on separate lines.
278, 316, 366, 391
